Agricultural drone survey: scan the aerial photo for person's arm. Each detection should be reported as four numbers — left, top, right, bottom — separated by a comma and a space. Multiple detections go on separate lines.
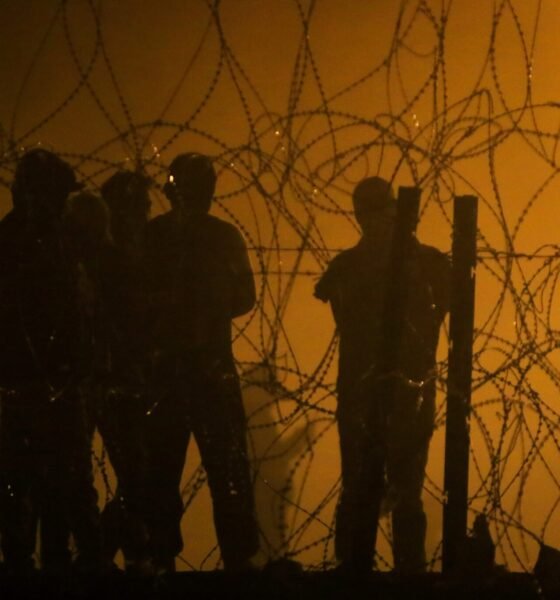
315, 255, 344, 309
229, 228, 256, 318
431, 250, 452, 320
314, 263, 334, 303
419, 245, 451, 322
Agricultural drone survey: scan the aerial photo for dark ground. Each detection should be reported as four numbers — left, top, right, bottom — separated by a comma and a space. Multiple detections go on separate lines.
0, 569, 544, 600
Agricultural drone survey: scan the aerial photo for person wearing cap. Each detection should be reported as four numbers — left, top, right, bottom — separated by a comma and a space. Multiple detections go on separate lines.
314, 176, 450, 574
0, 149, 103, 574
143, 153, 258, 572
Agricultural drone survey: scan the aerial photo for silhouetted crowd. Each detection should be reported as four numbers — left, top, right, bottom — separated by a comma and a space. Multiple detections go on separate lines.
0, 149, 450, 576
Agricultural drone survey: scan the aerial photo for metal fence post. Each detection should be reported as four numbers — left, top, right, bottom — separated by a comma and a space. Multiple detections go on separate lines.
442, 194, 478, 573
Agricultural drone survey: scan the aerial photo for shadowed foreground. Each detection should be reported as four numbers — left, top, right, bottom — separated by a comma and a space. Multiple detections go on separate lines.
0, 569, 541, 599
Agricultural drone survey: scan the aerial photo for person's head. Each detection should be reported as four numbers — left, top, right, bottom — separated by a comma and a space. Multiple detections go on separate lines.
352, 176, 396, 241
101, 170, 151, 244
163, 153, 216, 215
11, 149, 82, 220
64, 191, 112, 251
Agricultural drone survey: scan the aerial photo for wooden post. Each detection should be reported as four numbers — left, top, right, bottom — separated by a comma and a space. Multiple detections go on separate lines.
442, 195, 478, 573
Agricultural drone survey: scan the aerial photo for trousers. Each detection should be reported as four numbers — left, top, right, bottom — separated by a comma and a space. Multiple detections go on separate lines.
335, 386, 433, 573
0, 388, 102, 571
144, 366, 259, 569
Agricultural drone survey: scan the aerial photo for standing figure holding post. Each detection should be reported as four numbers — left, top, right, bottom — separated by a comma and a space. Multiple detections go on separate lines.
314, 177, 450, 574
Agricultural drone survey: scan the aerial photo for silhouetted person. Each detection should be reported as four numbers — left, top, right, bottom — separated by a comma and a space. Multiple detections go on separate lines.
315, 177, 450, 574
52, 185, 152, 574
96, 171, 152, 571
144, 153, 259, 572
0, 150, 103, 574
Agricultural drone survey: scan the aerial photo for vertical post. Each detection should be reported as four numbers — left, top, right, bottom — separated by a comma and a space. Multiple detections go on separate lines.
377, 187, 421, 381
442, 195, 478, 573
366, 186, 420, 567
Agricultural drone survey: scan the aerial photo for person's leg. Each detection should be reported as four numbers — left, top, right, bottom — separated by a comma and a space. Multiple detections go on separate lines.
96, 390, 123, 561
387, 443, 429, 573
192, 374, 259, 571
386, 397, 432, 574
98, 391, 150, 566
39, 490, 72, 574
40, 390, 97, 574
46, 396, 103, 570
143, 391, 191, 572
334, 402, 386, 573
0, 394, 38, 573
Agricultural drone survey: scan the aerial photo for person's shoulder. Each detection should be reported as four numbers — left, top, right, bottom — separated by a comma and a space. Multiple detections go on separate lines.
417, 242, 450, 271
0, 210, 20, 229
0, 210, 23, 242
416, 242, 451, 303
328, 245, 361, 271
146, 212, 174, 243
145, 213, 176, 262
206, 214, 242, 234
205, 214, 247, 245
416, 242, 451, 311
147, 212, 172, 231
314, 245, 358, 302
